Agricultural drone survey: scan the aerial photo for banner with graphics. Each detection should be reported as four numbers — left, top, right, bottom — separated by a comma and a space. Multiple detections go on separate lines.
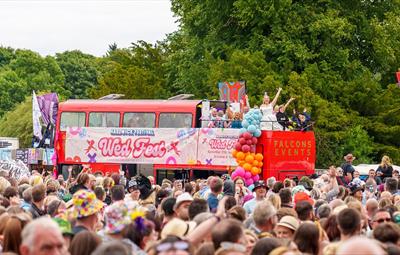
65, 127, 199, 165
197, 128, 240, 166
65, 127, 239, 166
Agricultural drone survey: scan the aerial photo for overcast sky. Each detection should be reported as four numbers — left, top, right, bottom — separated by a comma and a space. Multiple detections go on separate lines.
0, 0, 179, 56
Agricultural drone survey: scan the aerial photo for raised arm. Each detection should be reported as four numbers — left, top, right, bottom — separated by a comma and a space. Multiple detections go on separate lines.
270, 87, 282, 107
282, 97, 295, 112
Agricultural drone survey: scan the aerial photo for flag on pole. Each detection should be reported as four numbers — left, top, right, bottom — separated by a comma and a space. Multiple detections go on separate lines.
32, 91, 42, 139
37, 93, 59, 125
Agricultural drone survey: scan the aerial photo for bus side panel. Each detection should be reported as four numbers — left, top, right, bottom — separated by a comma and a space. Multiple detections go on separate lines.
260, 131, 316, 181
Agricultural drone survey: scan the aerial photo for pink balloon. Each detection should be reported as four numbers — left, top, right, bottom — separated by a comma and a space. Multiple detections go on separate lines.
245, 178, 254, 186
235, 167, 245, 177
246, 139, 253, 145
235, 142, 242, 151
242, 144, 250, 153
243, 132, 252, 140
239, 138, 247, 145
252, 137, 258, 144
252, 174, 260, 182
244, 171, 252, 179
251, 146, 256, 153
231, 171, 238, 179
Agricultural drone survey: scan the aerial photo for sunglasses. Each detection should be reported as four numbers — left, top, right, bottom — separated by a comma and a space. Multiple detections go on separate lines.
156, 241, 189, 252
375, 218, 392, 224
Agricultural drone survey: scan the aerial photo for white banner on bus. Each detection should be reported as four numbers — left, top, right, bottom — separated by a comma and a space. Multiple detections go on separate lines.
65, 127, 239, 166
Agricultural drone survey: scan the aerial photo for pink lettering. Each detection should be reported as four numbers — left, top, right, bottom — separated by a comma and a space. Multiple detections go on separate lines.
132, 138, 167, 158
209, 139, 236, 150
98, 137, 132, 157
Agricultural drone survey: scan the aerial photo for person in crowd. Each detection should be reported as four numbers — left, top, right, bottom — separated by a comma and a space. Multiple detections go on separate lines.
174, 192, 194, 221
376, 155, 394, 180
28, 184, 46, 219
385, 177, 399, 195
125, 179, 141, 203
207, 177, 223, 212
341, 153, 356, 180
365, 169, 382, 185
20, 217, 68, 255
293, 222, 320, 255
234, 177, 249, 206
188, 198, 209, 221
276, 97, 295, 130
337, 208, 361, 241
69, 172, 92, 195
69, 231, 101, 255
274, 215, 299, 239
250, 201, 277, 238
110, 185, 125, 203
243, 181, 267, 215
371, 208, 392, 230
295, 200, 314, 222
70, 190, 104, 235
160, 197, 176, 228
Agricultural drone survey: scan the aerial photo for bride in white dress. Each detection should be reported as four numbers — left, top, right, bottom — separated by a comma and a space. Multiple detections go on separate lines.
260, 87, 283, 130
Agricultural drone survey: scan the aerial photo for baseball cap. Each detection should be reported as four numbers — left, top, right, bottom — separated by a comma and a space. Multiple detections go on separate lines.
294, 191, 314, 206
277, 216, 299, 232
174, 192, 193, 210
128, 179, 139, 190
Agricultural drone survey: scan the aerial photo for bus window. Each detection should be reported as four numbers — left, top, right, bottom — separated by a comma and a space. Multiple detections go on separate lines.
60, 112, 86, 131
159, 113, 192, 128
123, 112, 155, 128
89, 112, 120, 127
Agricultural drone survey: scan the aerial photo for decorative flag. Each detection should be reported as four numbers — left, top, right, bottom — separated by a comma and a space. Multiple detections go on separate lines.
396, 72, 400, 88
37, 93, 59, 125
218, 81, 247, 103
32, 91, 43, 139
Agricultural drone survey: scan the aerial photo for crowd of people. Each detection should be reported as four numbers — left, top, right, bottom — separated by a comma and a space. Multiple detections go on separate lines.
208, 89, 312, 131
0, 154, 399, 255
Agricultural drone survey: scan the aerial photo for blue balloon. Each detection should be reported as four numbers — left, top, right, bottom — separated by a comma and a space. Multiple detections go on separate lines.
239, 128, 247, 134
247, 125, 256, 133
251, 120, 258, 126
242, 120, 249, 128
248, 184, 255, 192
254, 129, 262, 137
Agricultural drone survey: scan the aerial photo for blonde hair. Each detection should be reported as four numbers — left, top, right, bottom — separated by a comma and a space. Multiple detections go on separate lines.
268, 193, 281, 209
0, 177, 11, 194
29, 175, 43, 186
380, 155, 392, 167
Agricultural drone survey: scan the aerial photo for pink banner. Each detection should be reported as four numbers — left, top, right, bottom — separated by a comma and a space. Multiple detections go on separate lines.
65, 127, 240, 166
197, 128, 240, 166
66, 127, 198, 165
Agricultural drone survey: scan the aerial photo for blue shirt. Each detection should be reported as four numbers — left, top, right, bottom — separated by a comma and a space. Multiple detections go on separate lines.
243, 198, 261, 215
207, 193, 219, 213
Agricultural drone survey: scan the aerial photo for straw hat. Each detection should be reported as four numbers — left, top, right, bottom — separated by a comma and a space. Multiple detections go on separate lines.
161, 218, 197, 239
277, 216, 299, 232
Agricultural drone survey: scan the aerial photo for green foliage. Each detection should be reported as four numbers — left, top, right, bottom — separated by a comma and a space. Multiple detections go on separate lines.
0, 97, 32, 148
55, 50, 100, 98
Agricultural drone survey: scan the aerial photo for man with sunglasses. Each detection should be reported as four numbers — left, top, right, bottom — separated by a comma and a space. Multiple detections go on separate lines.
371, 209, 392, 230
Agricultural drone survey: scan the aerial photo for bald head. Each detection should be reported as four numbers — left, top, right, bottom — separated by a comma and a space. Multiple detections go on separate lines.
336, 237, 385, 255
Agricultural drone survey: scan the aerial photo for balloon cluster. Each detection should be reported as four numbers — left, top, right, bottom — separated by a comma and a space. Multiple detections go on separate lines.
230, 109, 263, 187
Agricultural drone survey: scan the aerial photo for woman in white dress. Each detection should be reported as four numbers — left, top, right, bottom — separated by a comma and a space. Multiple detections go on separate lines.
260, 87, 283, 130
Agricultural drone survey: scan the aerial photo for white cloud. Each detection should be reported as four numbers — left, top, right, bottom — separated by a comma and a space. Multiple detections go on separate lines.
0, 0, 179, 56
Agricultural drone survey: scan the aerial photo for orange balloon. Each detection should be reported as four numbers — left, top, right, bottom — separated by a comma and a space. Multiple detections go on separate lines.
258, 162, 263, 168
257, 168, 262, 174
232, 149, 237, 158
239, 160, 246, 166
253, 160, 259, 166
236, 152, 245, 160
245, 155, 254, 164
251, 167, 259, 175
255, 153, 263, 161
243, 163, 252, 171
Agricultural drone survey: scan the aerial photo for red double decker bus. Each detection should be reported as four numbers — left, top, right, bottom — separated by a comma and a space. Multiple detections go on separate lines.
55, 99, 316, 182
